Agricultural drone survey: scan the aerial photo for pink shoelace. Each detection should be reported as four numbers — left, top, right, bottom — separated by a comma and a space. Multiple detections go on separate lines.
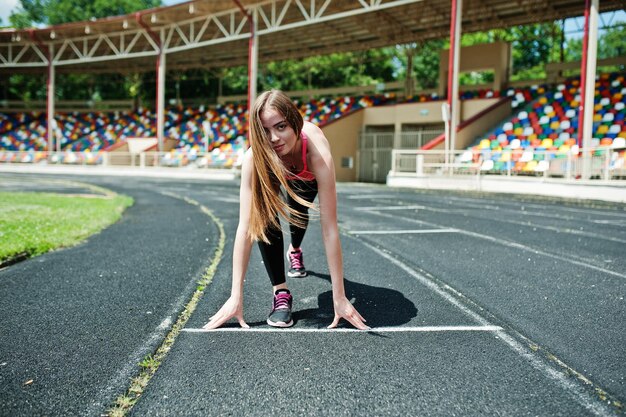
273, 292, 291, 310
289, 250, 303, 269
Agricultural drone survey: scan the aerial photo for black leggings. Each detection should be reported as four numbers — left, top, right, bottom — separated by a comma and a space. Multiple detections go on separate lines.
257, 179, 318, 286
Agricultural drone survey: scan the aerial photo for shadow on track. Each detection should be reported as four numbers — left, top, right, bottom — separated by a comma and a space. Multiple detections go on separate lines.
292, 271, 418, 328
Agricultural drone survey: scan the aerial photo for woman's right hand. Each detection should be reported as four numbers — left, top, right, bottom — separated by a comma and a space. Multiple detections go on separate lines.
202, 296, 249, 330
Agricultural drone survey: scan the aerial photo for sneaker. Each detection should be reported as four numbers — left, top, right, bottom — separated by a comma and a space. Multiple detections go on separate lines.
267, 289, 294, 328
287, 249, 307, 277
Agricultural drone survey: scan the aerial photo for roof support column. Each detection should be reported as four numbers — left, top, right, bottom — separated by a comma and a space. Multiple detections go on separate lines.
156, 46, 166, 152
578, 0, 599, 180
234, 1, 258, 147
30, 30, 56, 155
47, 46, 56, 154
446, 0, 462, 172
249, 10, 258, 111
136, 12, 165, 152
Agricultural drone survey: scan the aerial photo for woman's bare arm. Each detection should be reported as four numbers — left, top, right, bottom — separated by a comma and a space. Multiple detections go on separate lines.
305, 123, 369, 330
203, 150, 255, 329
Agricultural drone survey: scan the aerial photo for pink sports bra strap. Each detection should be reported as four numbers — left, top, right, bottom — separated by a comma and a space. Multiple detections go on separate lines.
300, 131, 309, 170
286, 131, 316, 181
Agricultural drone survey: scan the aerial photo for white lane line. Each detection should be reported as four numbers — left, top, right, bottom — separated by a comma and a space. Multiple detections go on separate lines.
350, 203, 472, 215
592, 219, 626, 226
369, 209, 626, 281
214, 197, 240, 203
354, 205, 426, 210
346, 194, 398, 200
183, 325, 502, 333
442, 195, 626, 219
348, 229, 459, 235
355, 238, 614, 417
498, 217, 626, 244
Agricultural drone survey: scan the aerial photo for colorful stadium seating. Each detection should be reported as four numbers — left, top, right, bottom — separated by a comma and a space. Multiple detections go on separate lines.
467, 73, 626, 176
0, 94, 398, 167
2, 76, 625, 175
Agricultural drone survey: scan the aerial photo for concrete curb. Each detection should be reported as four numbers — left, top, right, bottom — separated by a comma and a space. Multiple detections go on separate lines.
387, 174, 626, 203
2, 163, 625, 204
0, 163, 240, 181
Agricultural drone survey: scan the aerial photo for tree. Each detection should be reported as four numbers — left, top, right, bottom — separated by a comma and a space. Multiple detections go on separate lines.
566, 25, 626, 62
9, 0, 162, 28
458, 23, 562, 82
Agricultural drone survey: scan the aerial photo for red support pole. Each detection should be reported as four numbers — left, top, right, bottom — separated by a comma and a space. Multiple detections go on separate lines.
577, 0, 591, 148
447, 0, 457, 111
136, 12, 163, 150
233, 0, 255, 147
29, 30, 53, 153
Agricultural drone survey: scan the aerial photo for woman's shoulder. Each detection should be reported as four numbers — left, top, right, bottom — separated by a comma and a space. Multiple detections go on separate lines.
302, 122, 333, 174
302, 120, 324, 139
302, 121, 329, 152
241, 147, 254, 172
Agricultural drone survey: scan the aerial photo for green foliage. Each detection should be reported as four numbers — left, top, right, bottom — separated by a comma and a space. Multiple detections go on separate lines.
460, 23, 562, 82
408, 40, 446, 90
8, 74, 47, 101
565, 25, 626, 62
10, 0, 162, 28
207, 49, 397, 97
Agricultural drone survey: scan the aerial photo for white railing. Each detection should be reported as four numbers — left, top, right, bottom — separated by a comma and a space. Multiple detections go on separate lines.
0, 150, 243, 170
398, 130, 443, 148
390, 147, 626, 181
359, 130, 443, 149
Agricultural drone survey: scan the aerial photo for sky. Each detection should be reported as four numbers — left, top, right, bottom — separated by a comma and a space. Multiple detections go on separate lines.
0, 0, 623, 39
0, 0, 19, 26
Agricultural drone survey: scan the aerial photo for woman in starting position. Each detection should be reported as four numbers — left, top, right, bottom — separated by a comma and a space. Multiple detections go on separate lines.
203, 90, 368, 330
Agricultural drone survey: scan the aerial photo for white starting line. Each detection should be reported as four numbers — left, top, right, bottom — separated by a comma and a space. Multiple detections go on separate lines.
183, 325, 503, 333
348, 229, 458, 235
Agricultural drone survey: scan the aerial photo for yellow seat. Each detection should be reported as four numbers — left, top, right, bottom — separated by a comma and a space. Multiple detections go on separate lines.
597, 125, 609, 134
523, 160, 538, 171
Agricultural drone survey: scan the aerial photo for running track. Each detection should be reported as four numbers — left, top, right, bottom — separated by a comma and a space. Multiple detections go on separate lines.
1, 173, 624, 416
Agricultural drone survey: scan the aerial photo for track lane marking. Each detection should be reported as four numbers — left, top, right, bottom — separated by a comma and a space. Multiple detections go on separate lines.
183, 325, 502, 333
353, 203, 626, 244
351, 236, 615, 417
348, 229, 458, 235
364, 209, 626, 280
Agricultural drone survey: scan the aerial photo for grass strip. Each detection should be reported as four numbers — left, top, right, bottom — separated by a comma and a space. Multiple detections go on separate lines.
106, 193, 226, 417
0, 190, 133, 265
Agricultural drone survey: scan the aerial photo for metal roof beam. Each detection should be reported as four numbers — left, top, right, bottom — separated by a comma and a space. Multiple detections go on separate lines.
0, 0, 425, 69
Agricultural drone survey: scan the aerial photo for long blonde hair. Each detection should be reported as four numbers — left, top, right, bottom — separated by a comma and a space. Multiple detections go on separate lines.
248, 90, 316, 243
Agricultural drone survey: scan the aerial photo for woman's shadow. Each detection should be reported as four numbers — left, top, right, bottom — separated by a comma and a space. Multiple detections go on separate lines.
293, 271, 418, 328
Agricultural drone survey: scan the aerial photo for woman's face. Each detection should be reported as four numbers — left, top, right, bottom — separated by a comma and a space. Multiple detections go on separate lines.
260, 106, 297, 158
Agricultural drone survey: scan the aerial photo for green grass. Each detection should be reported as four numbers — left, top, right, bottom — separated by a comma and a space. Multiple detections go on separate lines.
0, 191, 133, 264
106, 193, 226, 417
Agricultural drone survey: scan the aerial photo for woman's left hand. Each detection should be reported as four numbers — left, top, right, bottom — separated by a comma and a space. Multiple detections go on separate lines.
327, 296, 370, 330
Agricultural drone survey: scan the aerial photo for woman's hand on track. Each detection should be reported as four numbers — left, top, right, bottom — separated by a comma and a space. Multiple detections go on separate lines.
328, 296, 370, 330
202, 296, 249, 330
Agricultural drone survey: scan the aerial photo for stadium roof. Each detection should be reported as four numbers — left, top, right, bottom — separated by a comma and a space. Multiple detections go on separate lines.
1, 0, 624, 75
